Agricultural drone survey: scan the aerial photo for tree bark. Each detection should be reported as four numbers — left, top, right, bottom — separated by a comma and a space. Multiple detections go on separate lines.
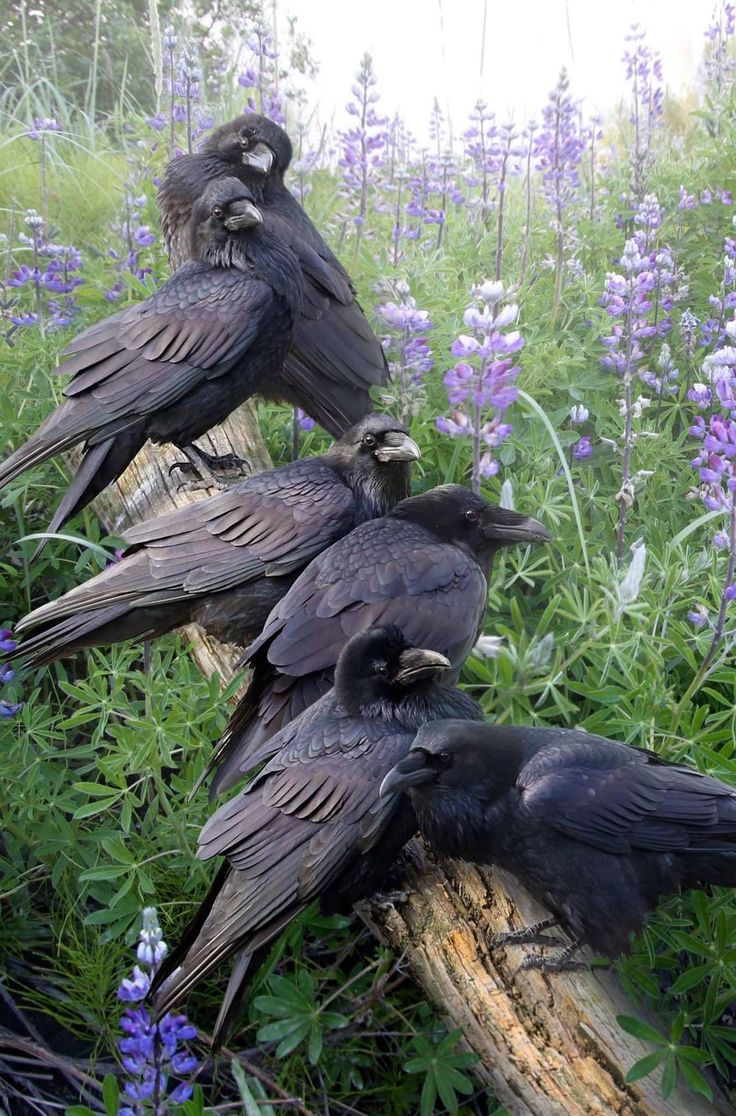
88, 403, 271, 679
89, 425, 732, 1116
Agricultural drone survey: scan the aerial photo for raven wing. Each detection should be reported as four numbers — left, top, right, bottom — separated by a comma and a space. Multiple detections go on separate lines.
16, 460, 355, 633
246, 518, 488, 678
519, 731, 736, 855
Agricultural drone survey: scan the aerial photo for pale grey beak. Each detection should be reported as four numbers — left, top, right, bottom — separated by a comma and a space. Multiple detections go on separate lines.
380, 750, 434, 797
374, 431, 422, 463
224, 201, 263, 231
394, 647, 451, 685
242, 142, 275, 174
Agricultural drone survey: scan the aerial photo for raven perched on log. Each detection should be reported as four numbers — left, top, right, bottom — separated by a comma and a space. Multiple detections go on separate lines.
158, 113, 388, 434
0, 178, 303, 538
380, 720, 736, 967
151, 626, 482, 1043
207, 485, 552, 795
9, 415, 420, 663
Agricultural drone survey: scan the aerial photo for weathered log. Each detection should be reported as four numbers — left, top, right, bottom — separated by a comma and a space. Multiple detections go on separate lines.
88, 403, 271, 679
88, 424, 731, 1116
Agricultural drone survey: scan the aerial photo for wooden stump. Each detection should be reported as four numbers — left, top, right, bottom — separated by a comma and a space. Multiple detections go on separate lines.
88, 423, 731, 1116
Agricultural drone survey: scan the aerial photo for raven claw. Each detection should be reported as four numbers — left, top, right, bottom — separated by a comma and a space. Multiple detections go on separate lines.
490, 918, 563, 949
514, 942, 585, 975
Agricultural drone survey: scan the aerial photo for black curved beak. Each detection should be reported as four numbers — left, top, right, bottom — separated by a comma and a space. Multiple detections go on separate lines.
242, 142, 274, 173
379, 750, 433, 797
394, 647, 451, 686
224, 200, 263, 231
374, 431, 422, 463
482, 508, 553, 545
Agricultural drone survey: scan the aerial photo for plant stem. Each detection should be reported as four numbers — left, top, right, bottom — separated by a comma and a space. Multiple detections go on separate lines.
672, 489, 736, 725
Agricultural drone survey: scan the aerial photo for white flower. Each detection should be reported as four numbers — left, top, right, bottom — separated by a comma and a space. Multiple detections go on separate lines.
500, 478, 514, 509
617, 541, 647, 615
570, 404, 589, 425
473, 635, 504, 659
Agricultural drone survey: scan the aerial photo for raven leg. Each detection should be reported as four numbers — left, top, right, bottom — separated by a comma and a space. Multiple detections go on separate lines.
514, 939, 586, 974
490, 918, 565, 949
169, 444, 250, 491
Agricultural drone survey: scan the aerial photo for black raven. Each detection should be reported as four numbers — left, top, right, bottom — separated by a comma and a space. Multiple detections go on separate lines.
380, 720, 736, 967
9, 414, 420, 665
150, 625, 482, 1043
207, 485, 552, 795
0, 178, 302, 539
158, 113, 388, 435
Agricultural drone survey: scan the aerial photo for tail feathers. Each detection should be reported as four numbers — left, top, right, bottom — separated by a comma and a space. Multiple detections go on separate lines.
211, 948, 254, 1048
32, 429, 147, 559
10, 602, 137, 668
681, 851, 736, 889
277, 357, 374, 436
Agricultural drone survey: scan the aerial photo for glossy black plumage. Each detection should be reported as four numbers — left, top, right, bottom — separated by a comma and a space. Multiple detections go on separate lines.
208, 485, 552, 796
381, 720, 736, 961
0, 179, 302, 538
157, 113, 387, 435
9, 415, 420, 665
150, 626, 482, 1042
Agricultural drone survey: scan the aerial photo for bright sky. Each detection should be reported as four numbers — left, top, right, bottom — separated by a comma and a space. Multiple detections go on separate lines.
285, 0, 717, 140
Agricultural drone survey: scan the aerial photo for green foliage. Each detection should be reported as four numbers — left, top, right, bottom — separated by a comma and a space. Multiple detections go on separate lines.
3, 19, 736, 1116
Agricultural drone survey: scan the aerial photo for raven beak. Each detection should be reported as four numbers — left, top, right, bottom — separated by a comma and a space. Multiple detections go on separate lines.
224, 201, 264, 231
380, 750, 434, 797
482, 508, 553, 545
242, 142, 274, 174
394, 647, 451, 686
374, 431, 422, 463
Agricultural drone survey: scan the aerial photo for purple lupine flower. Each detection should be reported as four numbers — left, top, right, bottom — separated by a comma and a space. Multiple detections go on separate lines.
622, 25, 663, 199
0, 630, 17, 653
117, 908, 198, 1115
678, 185, 698, 210
238, 21, 285, 126
687, 604, 710, 628
0, 701, 23, 719
5, 211, 85, 333
534, 69, 584, 320
295, 408, 315, 431
703, 2, 736, 102
600, 192, 684, 558
437, 280, 522, 492
574, 436, 593, 459
338, 53, 388, 249
25, 117, 62, 140
377, 281, 433, 420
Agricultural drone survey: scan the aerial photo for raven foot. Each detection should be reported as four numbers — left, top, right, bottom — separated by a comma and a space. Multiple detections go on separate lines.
169, 445, 250, 492
369, 889, 411, 909
490, 918, 564, 949
514, 940, 585, 975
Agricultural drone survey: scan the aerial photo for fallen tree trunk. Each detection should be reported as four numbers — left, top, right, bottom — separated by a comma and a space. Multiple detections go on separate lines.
90, 426, 731, 1116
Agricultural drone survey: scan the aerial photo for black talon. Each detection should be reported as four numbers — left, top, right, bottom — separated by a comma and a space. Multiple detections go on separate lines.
490, 918, 564, 950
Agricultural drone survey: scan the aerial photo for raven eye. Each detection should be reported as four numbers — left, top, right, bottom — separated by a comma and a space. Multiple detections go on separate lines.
438, 750, 452, 765
465, 509, 479, 524
374, 662, 389, 677
239, 132, 251, 149
363, 433, 376, 448
211, 205, 224, 219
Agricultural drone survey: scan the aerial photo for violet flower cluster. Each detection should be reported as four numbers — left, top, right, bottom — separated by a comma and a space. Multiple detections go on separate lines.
238, 22, 285, 125
377, 281, 433, 420
697, 229, 736, 350
687, 319, 736, 635
622, 25, 664, 198
117, 907, 198, 1114
148, 31, 212, 153
5, 210, 84, 334
437, 280, 522, 492
704, 2, 736, 99
0, 629, 22, 721
600, 193, 680, 387
25, 117, 62, 141
534, 70, 584, 316
338, 53, 388, 244
104, 180, 157, 302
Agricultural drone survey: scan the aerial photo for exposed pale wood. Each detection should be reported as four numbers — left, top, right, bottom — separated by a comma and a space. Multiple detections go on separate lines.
360, 841, 730, 1116
88, 403, 271, 678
